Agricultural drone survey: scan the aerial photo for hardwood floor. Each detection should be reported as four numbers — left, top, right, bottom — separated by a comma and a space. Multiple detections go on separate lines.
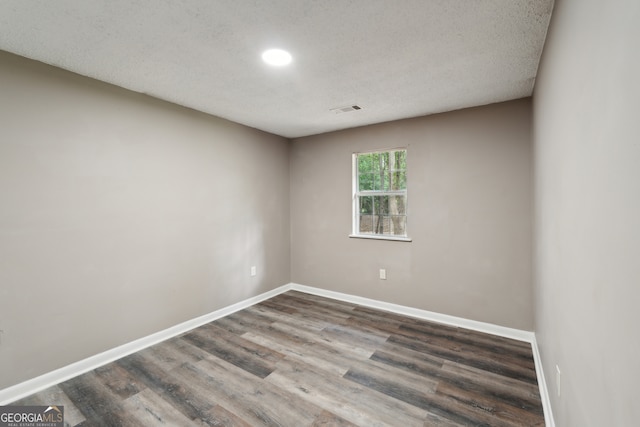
12, 291, 545, 426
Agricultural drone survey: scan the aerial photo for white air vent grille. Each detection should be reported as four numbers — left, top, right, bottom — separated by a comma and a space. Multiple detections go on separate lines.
330, 105, 362, 114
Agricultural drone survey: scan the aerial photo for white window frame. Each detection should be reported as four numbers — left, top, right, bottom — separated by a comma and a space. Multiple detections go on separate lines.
350, 148, 411, 242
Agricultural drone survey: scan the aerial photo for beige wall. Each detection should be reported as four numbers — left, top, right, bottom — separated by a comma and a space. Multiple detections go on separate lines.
291, 99, 533, 330
533, 0, 640, 425
0, 52, 291, 389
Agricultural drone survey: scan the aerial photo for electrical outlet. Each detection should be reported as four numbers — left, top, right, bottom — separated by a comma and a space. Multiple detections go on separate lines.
556, 365, 561, 397
379, 269, 387, 280
250, 266, 257, 277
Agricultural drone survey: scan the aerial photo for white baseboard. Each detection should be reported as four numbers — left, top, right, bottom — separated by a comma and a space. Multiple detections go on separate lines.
1, 281, 555, 427
530, 336, 556, 427
0, 284, 292, 405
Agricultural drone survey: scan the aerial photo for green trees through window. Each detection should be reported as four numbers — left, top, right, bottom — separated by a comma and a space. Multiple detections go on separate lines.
354, 149, 407, 237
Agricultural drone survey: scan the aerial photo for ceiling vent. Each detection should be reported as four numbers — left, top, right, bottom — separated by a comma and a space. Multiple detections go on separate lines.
330, 105, 362, 114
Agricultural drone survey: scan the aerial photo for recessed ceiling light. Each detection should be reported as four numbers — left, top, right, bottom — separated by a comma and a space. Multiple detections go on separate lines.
262, 49, 292, 66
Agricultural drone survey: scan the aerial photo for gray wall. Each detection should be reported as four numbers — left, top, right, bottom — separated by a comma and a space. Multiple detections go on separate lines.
291, 99, 533, 330
0, 52, 291, 389
533, 0, 640, 425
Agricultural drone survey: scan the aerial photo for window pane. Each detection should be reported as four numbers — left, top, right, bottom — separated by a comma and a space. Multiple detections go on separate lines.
383, 172, 391, 191
391, 170, 406, 190
359, 215, 373, 233
388, 195, 406, 215
373, 173, 382, 190
374, 195, 389, 215
379, 152, 389, 171
359, 173, 373, 191
380, 216, 390, 235
372, 215, 406, 236
358, 153, 371, 174
389, 215, 406, 235
359, 196, 373, 214
390, 150, 406, 171
372, 215, 385, 234
371, 153, 380, 173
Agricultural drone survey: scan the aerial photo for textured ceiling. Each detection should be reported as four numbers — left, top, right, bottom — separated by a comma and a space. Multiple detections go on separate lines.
0, 0, 554, 138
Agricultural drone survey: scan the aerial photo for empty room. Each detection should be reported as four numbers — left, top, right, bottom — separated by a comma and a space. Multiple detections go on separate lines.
0, 0, 638, 426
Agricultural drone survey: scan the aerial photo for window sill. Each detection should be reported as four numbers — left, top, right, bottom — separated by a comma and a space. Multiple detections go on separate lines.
349, 234, 412, 242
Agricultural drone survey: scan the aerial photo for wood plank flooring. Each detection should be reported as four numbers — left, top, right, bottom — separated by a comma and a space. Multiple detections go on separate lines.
12, 291, 545, 426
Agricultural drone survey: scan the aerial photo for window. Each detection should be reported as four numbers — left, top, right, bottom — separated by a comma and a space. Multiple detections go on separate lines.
351, 148, 410, 241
